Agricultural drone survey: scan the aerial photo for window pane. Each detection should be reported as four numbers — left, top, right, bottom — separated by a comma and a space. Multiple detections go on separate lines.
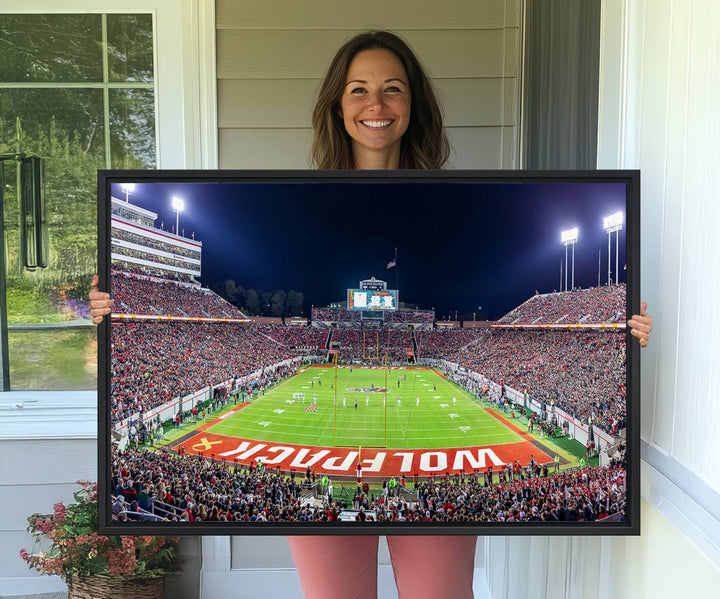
1, 88, 105, 284
1, 89, 103, 390
8, 329, 97, 390
110, 89, 157, 169
0, 12, 157, 391
107, 14, 155, 82
0, 14, 102, 82
0, 89, 106, 162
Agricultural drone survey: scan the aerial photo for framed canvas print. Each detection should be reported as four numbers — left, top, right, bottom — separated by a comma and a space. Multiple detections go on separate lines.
97, 170, 640, 535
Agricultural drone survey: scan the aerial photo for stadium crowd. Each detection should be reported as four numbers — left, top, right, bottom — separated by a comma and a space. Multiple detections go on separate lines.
110, 446, 626, 524
333, 328, 413, 362
113, 264, 191, 283
112, 247, 198, 272
111, 321, 299, 422
444, 329, 626, 434
112, 273, 246, 319
415, 329, 481, 359
112, 227, 201, 259
497, 285, 626, 325
312, 308, 361, 323
263, 326, 330, 352
385, 310, 435, 324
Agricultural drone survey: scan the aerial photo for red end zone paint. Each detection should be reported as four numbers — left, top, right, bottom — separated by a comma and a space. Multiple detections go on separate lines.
177, 433, 551, 477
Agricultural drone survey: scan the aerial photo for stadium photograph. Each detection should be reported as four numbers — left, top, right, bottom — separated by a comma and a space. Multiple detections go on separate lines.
100, 173, 633, 531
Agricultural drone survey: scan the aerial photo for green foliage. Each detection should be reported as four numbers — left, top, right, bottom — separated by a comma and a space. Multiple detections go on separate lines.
271, 289, 286, 317
244, 288, 260, 315
20, 481, 182, 583
1, 13, 155, 331
1, 113, 101, 322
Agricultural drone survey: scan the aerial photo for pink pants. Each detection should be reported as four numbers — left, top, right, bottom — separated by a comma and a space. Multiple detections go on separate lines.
287, 535, 477, 599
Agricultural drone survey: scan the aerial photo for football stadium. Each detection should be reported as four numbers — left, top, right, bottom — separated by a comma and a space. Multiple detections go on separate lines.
107, 183, 628, 525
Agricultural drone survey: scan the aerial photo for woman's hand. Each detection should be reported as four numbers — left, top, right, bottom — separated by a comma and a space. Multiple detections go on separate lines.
89, 274, 113, 324
627, 301, 652, 348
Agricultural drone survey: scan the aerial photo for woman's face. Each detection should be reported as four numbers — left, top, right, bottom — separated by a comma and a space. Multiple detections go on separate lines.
340, 49, 411, 166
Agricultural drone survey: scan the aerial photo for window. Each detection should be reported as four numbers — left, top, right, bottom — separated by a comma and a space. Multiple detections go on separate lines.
0, 13, 156, 390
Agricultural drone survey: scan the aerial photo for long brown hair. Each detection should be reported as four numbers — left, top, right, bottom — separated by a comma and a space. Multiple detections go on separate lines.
311, 31, 449, 170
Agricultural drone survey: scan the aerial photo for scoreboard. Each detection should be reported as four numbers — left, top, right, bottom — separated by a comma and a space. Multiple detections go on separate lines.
347, 289, 398, 311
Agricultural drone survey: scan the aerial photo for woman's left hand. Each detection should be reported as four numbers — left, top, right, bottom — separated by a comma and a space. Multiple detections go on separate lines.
628, 301, 652, 347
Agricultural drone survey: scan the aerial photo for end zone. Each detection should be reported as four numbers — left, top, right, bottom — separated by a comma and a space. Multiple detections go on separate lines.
171, 432, 553, 478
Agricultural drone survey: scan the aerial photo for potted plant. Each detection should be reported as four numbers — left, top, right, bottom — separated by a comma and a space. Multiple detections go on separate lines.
20, 480, 182, 599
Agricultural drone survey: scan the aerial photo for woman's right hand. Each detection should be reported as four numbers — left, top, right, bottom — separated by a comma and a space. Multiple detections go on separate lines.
89, 274, 113, 324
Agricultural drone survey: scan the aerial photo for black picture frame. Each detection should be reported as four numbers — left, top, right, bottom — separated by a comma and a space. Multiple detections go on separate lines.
98, 169, 640, 536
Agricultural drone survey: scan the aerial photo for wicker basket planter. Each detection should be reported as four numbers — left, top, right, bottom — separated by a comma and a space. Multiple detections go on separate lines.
67, 575, 165, 599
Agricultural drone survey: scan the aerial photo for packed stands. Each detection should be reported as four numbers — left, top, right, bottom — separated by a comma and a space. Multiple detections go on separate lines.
444, 329, 626, 434
111, 321, 298, 422
312, 308, 361, 324
414, 329, 480, 359
497, 285, 626, 324
112, 272, 246, 319
111, 446, 625, 523
385, 310, 434, 324
263, 326, 330, 352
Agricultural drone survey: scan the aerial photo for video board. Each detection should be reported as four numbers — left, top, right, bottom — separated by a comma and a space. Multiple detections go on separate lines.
347, 289, 398, 311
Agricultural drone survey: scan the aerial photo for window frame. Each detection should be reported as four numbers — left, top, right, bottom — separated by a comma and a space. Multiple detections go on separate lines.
0, 0, 217, 392
0, 0, 218, 170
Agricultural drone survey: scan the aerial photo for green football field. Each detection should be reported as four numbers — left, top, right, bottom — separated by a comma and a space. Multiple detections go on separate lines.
207, 366, 522, 449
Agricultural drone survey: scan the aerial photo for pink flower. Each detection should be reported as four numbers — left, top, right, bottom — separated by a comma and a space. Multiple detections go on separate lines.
19, 548, 29, 562
53, 503, 66, 522
121, 536, 135, 550
34, 518, 54, 535
107, 547, 137, 576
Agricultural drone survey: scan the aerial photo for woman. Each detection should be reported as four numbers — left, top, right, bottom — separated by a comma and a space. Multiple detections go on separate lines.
90, 31, 652, 599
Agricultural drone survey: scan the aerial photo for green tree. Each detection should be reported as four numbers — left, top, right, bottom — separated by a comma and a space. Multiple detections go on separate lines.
287, 290, 304, 316
271, 290, 287, 317
245, 289, 260, 315
260, 291, 272, 316
222, 279, 239, 304
291, 291, 304, 316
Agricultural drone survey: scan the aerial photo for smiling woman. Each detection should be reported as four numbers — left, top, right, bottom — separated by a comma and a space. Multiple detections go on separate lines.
340, 49, 412, 169
311, 30, 448, 170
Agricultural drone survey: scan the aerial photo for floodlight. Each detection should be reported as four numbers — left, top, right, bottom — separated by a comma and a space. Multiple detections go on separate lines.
172, 196, 185, 235
561, 228, 579, 245
120, 183, 135, 202
603, 212, 624, 284
560, 228, 579, 292
603, 211, 623, 231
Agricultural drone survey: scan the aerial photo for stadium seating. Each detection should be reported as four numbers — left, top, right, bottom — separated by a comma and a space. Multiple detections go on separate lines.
111, 445, 626, 523
497, 284, 626, 325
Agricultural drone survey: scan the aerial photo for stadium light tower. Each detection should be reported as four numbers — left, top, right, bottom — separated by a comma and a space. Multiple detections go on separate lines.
603, 212, 623, 285
560, 227, 579, 291
120, 183, 135, 202
172, 196, 185, 235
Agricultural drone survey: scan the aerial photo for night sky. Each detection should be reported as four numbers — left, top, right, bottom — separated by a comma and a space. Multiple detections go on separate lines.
109, 179, 629, 320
